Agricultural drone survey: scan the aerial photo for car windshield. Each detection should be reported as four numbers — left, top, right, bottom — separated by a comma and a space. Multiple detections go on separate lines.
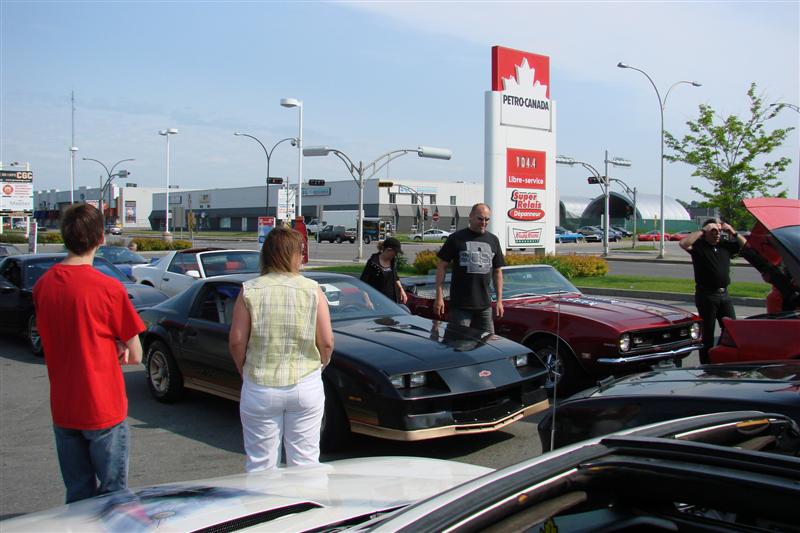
97, 246, 147, 264
199, 251, 260, 277
499, 266, 580, 300
21, 256, 129, 287
316, 276, 407, 321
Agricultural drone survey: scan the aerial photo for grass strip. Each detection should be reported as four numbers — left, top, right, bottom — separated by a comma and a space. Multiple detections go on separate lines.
573, 275, 770, 299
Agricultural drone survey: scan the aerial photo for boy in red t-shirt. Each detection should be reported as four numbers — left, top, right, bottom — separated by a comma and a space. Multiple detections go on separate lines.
33, 204, 144, 503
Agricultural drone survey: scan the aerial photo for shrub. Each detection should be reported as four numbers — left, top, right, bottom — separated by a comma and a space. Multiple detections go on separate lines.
0, 232, 27, 244
504, 252, 607, 279
413, 249, 440, 274
37, 232, 63, 244
131, 237, 192, 251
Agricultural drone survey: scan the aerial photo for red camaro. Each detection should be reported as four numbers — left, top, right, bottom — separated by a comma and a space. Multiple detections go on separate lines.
403, 265, 703, 396
637, 230, 671, 241
710, 198, 800, 363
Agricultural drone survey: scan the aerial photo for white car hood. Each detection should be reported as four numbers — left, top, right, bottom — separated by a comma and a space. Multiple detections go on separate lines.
2, 457, 490, 532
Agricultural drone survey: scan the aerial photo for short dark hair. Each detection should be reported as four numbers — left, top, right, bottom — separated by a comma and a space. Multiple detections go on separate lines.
260, 227, 302, 274
61, 204, 104, 255
702, 217, 720, 227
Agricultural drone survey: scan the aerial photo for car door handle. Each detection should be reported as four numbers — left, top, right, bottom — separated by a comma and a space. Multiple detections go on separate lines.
162, 277, 170, 282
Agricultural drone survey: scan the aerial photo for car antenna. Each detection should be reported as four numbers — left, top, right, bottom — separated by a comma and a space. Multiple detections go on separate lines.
549, 297, 561, 452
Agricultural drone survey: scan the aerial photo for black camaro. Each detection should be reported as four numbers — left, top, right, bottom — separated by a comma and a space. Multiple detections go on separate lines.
137, 272, 550, 450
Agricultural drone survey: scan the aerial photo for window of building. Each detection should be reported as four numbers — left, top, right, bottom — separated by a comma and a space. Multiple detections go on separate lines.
389, 193, 396, 204
450, 195, 457, 205
429, 194, 436, 205
220, 217, 231, 229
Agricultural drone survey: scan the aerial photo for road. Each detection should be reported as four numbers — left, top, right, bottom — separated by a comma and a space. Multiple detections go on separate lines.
0, 296, 763, 520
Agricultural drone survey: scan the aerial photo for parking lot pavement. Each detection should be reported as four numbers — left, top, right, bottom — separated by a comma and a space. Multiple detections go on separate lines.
0, 297, 760, 519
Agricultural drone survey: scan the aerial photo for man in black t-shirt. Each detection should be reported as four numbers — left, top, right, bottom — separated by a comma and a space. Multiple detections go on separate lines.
434, 203, 505, 334
680, 217, 746, 363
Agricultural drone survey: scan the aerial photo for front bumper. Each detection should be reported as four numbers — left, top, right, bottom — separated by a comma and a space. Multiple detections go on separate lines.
595, 342, 700, 365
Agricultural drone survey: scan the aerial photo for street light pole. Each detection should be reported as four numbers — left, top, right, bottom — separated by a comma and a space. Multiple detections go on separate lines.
770, 102, 800, 200
82, 157, 134, 219
304, 145, 451, 262
281, 98, 303, 221
234, 132, 297, 217
617, 62, 700, 258
159, 128, 178, 237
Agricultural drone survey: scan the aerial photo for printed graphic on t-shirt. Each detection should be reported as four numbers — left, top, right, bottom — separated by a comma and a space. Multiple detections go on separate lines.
459, 241, 495, 274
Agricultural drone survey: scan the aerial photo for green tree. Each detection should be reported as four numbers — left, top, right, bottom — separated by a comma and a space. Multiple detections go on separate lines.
665, 82, 793, 228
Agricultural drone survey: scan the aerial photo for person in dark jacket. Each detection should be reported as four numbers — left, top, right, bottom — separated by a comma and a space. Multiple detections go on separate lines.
360, 237, 407, 304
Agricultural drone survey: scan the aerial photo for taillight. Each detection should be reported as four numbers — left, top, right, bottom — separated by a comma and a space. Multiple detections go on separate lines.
718, 327, 736, 347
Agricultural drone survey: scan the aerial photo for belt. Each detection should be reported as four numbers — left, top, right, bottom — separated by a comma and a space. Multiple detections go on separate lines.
697, 286, 727, 293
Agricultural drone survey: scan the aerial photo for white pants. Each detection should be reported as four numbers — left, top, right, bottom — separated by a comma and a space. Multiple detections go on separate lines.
240, 369, 325, 472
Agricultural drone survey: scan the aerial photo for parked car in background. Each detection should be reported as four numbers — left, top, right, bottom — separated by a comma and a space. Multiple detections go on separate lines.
138, 272, 550, 450
710, 197, 800, 363
411, 228, 451, 242
0, 254, 168, 356
95, 245, 150, 279
316, 224, 350, 243
344, 228, 357, 243
12, 220, 27, 230
599, 227, 622, 241
305, 217, 323, 234
669, 230, 693, 241
555, 226, 584, 243
0, 243, 22, 257
575, 225, 603, 242
637, 230, 671, 241
403, 265, 703, 396
104, 223, 122, 235
612, 225, 632, 237
538, 361, 800, 451
0, 456, 490, 533
132, 248, 260, 297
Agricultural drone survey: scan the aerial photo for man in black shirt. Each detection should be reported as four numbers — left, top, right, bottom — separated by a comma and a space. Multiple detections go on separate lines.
434, 203, 505, 334
680, 217, 746, 363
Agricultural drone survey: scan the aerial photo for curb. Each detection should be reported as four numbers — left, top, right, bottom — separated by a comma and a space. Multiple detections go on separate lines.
578, 286, 764, 308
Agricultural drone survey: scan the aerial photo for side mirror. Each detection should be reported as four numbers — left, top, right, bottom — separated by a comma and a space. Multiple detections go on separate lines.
186, 270, 201, 279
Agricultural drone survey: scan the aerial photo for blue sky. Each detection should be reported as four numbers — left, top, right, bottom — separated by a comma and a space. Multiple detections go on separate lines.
2, 1, 798, 203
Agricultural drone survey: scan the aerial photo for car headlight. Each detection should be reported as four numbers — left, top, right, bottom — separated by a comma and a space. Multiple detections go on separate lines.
390, 372, 428, 389
512, 354, 529, 367
619, 333, 631, 352
691, 322, 701, 340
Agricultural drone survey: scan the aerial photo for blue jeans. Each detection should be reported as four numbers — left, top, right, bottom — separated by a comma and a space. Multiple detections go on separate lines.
448, 306, 495, 334
53, 420, 129, 503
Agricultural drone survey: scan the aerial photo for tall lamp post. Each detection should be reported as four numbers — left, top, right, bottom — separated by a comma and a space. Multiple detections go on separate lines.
159, 128, 178, 237
770, 102, 800, 200
69, 146, 78, 204
607, 177, 638, 249
556, 153, 631, 256
304, 145, 451, 261
82, 157, 134, 219
617, 62, 700, 258
280, 98, 303, 221
234, 132, 297, 217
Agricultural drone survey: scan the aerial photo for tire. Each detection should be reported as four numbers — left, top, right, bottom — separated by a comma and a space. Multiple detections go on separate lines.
321, 379, 350, 452
28, 314, 43, 357
145, 340, 184, 403
363, 235, 371, 245
413, 236, 422, 242
349, 239, 355, 244
335, 236, 342, 244
527, 337, 583, 397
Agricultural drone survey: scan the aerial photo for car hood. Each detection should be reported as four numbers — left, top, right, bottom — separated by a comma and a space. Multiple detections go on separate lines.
572, 362, 800, 401
332, 314, 530, 375
1, 457, 490, 533
123, 283, 170, 310
507, 293, 697, 330
743, 197, 800, 286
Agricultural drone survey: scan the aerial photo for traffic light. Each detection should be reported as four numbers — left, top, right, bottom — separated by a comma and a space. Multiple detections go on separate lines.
587, 176, 600, 184
267, 177, 283, 185
377, 181, 394, 188
308, 179, 325, 186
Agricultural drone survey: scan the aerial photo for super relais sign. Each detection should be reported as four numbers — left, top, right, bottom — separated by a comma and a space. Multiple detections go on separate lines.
485, 46, 556, 252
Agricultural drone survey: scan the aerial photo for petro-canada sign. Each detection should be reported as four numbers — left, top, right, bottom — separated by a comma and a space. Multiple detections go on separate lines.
492, 46, 551, 131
